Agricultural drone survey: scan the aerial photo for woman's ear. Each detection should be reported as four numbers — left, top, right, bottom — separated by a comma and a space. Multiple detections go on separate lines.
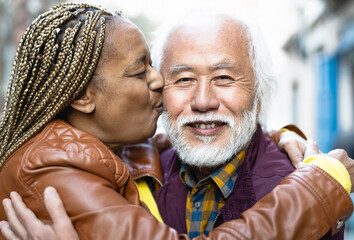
70, 87, 95, 114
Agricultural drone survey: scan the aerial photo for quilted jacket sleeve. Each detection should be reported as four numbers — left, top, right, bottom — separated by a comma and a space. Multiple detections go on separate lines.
0, 121, 351, 240
12, 162, 354, 240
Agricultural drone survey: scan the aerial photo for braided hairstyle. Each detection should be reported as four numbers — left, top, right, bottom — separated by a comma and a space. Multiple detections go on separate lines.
0, 3, 118, 168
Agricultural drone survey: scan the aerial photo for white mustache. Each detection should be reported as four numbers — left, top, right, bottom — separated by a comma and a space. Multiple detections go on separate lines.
176, 113, 235, 131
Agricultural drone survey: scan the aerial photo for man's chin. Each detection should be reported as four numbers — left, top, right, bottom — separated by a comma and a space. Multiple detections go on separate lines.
183, 131, 231, 146
177, 143, 234, 168
184, 138, 219, 148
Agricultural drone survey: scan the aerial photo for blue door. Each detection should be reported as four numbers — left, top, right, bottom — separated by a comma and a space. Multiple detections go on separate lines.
317, 55, 338, 153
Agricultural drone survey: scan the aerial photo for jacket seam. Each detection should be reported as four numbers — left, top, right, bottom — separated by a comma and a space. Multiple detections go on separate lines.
288, 168, 344, 239
17, 122, 60, 214
20, 121, 129, 189
212, 226, 247, 239
289, 175, 331, 239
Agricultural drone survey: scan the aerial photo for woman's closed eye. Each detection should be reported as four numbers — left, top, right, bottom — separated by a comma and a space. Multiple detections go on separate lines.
135, 70, 147, 78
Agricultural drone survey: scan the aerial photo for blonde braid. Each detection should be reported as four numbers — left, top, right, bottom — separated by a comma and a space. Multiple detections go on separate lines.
0, 3, 118, 168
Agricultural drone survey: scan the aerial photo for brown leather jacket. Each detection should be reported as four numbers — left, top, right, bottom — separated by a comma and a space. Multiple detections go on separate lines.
0, 120, 352, 240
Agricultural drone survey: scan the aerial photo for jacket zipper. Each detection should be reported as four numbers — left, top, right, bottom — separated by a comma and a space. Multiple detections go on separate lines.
212, 211, 221, 229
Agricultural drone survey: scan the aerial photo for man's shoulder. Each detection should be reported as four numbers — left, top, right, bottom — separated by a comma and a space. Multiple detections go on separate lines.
160, 147, 180, 181
160, 147, 178, 161
243, 129, 295, 200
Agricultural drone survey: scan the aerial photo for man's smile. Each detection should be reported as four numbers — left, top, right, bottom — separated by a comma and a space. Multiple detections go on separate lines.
186, 121, 227, 136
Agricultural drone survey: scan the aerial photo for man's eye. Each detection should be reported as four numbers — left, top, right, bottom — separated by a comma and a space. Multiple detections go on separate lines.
216, 75, 232, 80
176, 78, 192, 83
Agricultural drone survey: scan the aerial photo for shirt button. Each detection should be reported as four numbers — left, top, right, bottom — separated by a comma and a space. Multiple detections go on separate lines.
336, 219, 344, 230
195, 201, 201, 208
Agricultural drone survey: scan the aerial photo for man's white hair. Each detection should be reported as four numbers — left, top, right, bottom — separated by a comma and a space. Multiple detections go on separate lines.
151, 11, 277, 128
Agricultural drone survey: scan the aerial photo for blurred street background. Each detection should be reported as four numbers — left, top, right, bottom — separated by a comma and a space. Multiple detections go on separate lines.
0, 0, 353, 237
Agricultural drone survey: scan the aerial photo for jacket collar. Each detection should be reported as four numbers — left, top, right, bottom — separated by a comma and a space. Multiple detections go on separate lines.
118, 138, 163, 187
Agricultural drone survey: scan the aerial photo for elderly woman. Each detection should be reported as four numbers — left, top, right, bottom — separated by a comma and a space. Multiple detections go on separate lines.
0, 3, 352, 240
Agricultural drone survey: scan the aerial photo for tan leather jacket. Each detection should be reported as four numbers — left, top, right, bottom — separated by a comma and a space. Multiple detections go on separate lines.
0, 120, 352, 240
118, 137, 164, 195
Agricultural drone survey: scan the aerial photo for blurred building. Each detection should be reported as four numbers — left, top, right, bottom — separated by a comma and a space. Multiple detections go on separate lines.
0, 0, 61, 110
282, 0, 354, 153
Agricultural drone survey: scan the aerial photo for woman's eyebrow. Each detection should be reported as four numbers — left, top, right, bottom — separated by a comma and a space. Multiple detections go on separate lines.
125, 55, 147, 73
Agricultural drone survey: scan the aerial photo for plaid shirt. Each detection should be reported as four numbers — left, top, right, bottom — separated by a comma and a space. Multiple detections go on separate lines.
180, 150, 246, 238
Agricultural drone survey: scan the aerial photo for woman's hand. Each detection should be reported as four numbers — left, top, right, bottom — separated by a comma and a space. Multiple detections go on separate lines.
278, 130, 307, 168
0, 187, 79, 240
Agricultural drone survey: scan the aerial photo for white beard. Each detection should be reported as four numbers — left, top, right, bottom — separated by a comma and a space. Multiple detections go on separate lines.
160, 102, 258, 168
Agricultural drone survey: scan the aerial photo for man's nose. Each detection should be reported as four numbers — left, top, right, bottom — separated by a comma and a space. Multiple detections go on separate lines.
191, 80, 220, 112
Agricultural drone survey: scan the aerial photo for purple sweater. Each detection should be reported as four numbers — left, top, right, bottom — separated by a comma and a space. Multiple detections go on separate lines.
156, 124, 343, 239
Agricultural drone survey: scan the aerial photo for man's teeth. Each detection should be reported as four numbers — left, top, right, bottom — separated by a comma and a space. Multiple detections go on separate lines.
193, 123, 222, 129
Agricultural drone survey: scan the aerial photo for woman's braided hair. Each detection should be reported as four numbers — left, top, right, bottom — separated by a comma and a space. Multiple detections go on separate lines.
0, 3, 116, 168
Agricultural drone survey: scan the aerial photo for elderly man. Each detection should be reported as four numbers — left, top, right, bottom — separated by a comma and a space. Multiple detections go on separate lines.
146, 12, 347, 239
1, 11, 353, 240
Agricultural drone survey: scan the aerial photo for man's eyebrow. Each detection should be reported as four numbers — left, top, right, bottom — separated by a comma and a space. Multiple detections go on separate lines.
210, 61, 235, 70
169, 65, 193, 75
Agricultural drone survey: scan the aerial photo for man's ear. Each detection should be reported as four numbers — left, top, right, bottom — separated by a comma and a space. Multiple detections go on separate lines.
70, 87, 95, 114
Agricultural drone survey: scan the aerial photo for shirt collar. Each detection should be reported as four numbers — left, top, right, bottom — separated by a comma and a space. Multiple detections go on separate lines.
179, 149, 247, 199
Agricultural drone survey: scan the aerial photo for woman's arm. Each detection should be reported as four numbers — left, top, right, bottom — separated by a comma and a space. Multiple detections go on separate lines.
1, 149, 353, 240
